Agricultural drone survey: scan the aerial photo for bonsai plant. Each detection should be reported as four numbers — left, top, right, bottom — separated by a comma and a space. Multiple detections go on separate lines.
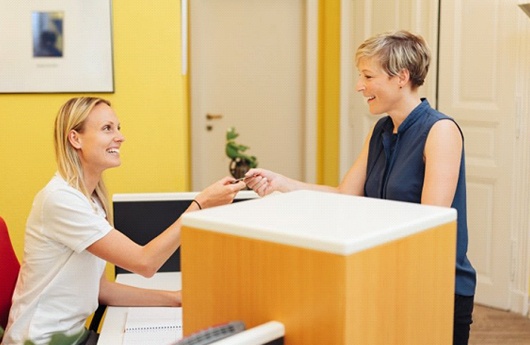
225, 127, 258, 179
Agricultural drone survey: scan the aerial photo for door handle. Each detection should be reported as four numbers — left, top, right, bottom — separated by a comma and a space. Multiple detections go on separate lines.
206, 113, 223, 120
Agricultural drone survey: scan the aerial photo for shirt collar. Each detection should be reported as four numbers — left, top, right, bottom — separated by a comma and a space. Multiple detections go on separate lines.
382, 98, 430, 135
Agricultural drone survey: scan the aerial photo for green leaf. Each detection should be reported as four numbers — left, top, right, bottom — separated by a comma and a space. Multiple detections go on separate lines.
226, 127, 239, 140
48, 332, 85, 345
226, 143, 239, 159
225, 127, 258, 169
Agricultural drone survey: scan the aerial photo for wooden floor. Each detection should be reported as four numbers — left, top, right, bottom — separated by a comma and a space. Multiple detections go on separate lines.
469, 304, 530, 345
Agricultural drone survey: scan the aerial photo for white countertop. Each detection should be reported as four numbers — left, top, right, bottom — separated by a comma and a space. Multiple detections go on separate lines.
113, 190, 258, 202
181, 190, 456, 256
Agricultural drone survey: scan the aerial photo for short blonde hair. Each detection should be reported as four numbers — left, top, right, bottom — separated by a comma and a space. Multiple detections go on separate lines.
355, 30, 431, 88
54, 97, 113, 222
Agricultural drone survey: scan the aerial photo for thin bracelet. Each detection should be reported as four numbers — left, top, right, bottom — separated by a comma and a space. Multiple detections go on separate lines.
192, 199, 202, 210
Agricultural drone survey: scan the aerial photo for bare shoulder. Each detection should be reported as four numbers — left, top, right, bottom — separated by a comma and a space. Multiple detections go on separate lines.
428, 119, 462, 143
425, 119, 463, 159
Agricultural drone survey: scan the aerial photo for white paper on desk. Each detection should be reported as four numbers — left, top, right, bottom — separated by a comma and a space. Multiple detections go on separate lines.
122, 307, 183, 345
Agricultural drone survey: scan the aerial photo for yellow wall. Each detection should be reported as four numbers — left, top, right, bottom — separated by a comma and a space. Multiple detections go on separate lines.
0, 2, 342, 262
0, 2, 190, 260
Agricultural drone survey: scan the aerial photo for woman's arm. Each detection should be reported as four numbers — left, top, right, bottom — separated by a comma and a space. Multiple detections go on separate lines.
243, 168, 338, 196
336, 127, 372, 195
88, 223, 180, 278
422, 119, 463, 207
87, 176, 245, 277
98, 274, 181, 307
245, 128, 373, 197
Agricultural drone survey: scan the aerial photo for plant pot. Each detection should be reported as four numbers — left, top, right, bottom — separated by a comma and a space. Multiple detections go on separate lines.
229, 158, 250, 179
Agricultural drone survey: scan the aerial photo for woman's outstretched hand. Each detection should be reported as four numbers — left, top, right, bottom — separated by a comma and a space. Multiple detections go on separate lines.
194, 176, 247, 209
243, 168, 292, 197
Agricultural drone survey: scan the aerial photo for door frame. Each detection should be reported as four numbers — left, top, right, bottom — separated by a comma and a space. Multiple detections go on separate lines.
304, 0, 318, 184
339, 0, 530, 315
511, 5, 530, 316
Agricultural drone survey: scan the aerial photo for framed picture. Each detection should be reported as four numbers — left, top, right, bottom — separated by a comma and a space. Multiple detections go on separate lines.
0, 0, 114, 93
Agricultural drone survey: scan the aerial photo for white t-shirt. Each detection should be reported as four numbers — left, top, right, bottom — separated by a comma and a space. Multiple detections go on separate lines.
3, 174, 113, 345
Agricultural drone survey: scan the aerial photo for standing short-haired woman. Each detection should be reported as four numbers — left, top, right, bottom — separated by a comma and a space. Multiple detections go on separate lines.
245, 30, 476, 345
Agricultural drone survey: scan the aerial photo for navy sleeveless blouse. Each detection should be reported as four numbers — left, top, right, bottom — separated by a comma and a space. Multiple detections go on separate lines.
365, 99, 476, 296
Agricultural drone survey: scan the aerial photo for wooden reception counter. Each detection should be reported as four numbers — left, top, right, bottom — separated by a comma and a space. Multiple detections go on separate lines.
181, 190, 456, 344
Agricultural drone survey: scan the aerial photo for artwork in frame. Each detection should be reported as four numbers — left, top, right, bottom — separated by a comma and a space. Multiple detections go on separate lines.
0, 0, 114, 93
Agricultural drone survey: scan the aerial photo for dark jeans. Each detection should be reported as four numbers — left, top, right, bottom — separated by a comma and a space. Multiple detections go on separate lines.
453, 294, 474, 345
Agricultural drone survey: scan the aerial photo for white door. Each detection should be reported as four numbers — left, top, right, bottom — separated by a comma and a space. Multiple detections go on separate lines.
190, 0, 317, 191
342, 0, 528, 311
438, 0, 523, 310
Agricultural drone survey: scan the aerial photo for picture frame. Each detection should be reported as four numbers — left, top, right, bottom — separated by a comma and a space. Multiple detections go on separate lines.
0, 0, 114, 93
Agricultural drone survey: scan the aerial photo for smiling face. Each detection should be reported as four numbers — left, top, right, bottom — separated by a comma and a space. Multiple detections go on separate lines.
69, 102, 125, 180
355, 57, 403, 116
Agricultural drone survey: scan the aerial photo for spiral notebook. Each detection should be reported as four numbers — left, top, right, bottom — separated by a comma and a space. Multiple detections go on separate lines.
122, 307, 183, 345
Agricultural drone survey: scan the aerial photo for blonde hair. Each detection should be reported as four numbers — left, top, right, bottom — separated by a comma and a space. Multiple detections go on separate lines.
355, 30, 431, 89
54, 97, 113, 223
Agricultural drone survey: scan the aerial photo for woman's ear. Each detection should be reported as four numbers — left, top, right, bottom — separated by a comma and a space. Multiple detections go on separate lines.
68, 130, 82, 149
398, 69, 410, 87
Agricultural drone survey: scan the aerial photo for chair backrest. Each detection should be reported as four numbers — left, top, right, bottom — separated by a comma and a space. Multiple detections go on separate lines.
0, 216, 20, 330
